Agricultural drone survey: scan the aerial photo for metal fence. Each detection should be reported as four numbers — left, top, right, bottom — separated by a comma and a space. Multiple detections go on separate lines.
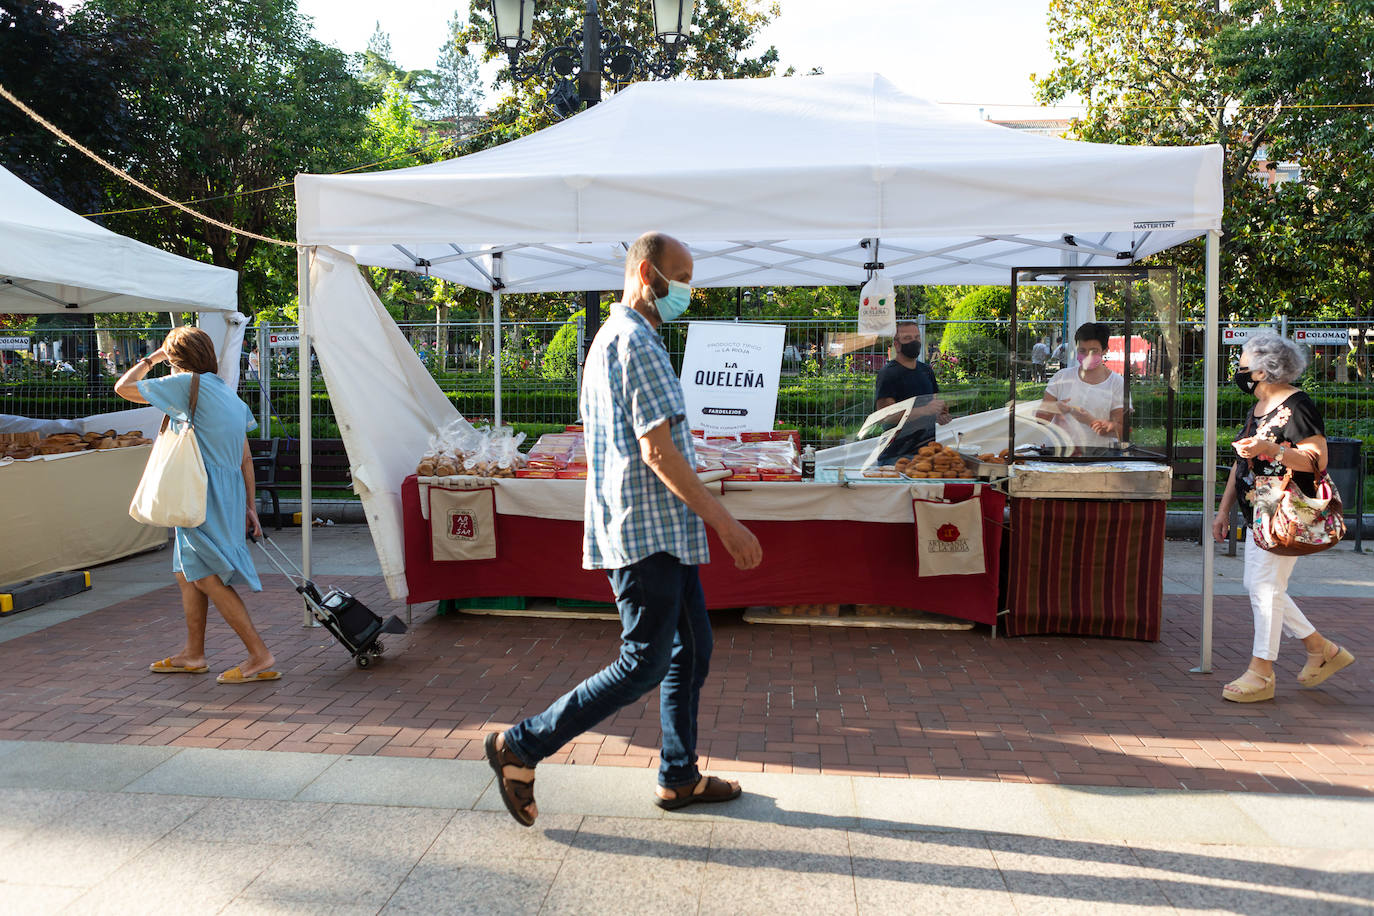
4, 317, 1371, 499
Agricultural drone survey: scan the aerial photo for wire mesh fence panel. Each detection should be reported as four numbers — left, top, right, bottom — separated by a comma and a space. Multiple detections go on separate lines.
1, 324, 172, 421
6, 315, 1371, 507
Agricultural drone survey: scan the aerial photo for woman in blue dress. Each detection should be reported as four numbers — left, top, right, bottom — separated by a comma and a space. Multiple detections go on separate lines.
115, 327, 278, 684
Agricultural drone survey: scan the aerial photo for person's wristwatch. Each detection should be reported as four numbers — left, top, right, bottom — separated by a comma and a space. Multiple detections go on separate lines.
1276, 443, 1289, 463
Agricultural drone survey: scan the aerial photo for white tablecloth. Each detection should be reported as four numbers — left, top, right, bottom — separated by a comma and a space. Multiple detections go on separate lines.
418, 476, 971, 525
1, 446, 166, 584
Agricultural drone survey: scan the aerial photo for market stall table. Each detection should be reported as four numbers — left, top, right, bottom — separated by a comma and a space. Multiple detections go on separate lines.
401, 475, 1005, 626
1, 446, 165, 585
1003, 461, 1171, 641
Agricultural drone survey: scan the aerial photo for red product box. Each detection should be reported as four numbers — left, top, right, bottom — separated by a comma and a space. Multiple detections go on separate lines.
758, 470, 802, 481
729, 471, 761, 481
555, 469, 588, 479
515, 468, 559, 478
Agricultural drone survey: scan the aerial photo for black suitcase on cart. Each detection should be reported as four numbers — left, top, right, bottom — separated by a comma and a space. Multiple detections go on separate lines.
253, 535, 407, 669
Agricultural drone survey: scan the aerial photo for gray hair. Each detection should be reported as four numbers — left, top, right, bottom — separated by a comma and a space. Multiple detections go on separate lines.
1242, 332, 1308, 384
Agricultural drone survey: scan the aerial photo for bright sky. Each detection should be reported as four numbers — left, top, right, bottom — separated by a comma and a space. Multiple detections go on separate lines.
293, 0, 1077, 120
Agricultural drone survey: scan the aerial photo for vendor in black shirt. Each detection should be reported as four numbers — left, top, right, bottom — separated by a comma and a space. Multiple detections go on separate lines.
873, 321, 951, 461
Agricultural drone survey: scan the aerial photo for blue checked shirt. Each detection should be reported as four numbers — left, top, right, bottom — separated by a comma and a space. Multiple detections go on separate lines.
580, 304, 711, 570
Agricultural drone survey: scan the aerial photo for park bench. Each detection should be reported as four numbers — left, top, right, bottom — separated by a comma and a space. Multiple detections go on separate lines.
250, 437, 354, 529
1169, 446, 1240, 553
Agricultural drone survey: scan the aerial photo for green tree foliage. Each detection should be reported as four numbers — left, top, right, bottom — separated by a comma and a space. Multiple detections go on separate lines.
65, 0, 377, 313
1034, 0, 1374, 326
542, 309, 585, 379
939, 287, 1011, 377
432, 11, 485, 129
0, 0, 149, 212
1213, 0, 1374, 328
456, 0, 782, 142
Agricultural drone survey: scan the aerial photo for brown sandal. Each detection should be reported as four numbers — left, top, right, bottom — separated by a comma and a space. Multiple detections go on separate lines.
484, 733, 537, 827
655, 775, 742, 811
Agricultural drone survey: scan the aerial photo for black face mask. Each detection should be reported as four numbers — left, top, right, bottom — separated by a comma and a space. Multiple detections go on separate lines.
898, 340, 922, 359
1234, 368, 1259, 395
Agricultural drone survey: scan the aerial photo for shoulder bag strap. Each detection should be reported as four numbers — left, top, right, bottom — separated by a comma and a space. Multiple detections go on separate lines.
188, 373, 201, 427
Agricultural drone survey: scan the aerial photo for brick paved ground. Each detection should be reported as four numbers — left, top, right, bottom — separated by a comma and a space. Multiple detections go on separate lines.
0, 580, 1369, 796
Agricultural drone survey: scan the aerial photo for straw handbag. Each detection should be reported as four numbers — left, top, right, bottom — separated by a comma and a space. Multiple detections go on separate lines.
129, 374, 208, 528
1250, 452, 1346, 556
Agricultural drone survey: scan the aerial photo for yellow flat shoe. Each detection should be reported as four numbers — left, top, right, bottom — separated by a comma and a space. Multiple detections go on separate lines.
1222, 670, 1274, 703
1297, 645, 1354, 688
149, 657, 208, 674
216, 666, 282, 684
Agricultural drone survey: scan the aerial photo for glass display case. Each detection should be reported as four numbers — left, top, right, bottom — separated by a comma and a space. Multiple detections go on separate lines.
1007, 265, 1181, 463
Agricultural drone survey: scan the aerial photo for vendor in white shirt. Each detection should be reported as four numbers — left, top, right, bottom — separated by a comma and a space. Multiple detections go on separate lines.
1034, 322, 1125, 450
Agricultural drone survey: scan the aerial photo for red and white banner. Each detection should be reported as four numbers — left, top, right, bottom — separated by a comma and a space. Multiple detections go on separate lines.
1104, 335, 1151, 375
1294, 328, 1349, 347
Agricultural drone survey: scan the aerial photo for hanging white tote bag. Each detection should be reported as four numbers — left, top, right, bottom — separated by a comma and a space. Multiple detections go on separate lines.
129, 374, 208, 528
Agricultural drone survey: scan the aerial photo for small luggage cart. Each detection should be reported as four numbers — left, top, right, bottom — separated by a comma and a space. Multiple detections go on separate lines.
253, 536, 407, 669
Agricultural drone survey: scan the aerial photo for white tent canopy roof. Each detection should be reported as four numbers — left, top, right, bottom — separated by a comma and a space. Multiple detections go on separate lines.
0, 165, 238, 313
296, 72, 1223, 292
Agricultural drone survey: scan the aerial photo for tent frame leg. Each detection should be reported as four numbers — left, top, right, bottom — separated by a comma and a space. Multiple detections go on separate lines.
297, 247, 318, 628
1192, 228, 1220, 674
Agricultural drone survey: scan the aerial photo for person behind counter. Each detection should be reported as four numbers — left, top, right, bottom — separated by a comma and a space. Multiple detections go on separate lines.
1213, 332, 1354, 703
1035, 322, 1125, 450
874, 321, 950, 459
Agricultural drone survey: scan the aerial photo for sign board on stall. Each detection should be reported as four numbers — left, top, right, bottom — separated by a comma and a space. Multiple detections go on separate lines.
680, 322, 786, 435
1223, 326, 1269, 346
0, 336, 30, 351
268, 332, 300, 348
1104, 335, 1151, 375
1294, 328, 1349, 346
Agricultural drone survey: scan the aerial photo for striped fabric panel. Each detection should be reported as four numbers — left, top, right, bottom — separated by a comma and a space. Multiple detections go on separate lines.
1005, 499, 1164, 640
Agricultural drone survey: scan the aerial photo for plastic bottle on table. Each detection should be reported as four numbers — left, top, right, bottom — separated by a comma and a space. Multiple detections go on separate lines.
801, 444, 816, 479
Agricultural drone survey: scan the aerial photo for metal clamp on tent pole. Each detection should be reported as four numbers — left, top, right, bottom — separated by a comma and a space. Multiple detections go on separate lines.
860, 237, 884, 277
489, 251, 505, 290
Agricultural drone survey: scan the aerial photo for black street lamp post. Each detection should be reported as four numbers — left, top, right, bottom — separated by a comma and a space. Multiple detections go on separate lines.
490, 0, 695, 339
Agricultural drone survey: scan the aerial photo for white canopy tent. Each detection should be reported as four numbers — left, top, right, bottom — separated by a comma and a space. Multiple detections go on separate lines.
0, 165, 248, 389
294, 72, 1224, 669
1, 165, 247, 583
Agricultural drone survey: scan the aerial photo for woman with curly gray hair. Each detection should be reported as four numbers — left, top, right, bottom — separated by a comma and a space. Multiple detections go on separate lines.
1213, 332, 1354, 702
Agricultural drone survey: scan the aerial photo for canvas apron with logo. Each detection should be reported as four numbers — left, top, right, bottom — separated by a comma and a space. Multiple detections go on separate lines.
911, 484, 986, 576
428, 482, 498, 562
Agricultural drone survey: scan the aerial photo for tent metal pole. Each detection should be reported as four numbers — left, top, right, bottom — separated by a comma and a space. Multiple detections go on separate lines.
493, 290, 502, 426
257, 322, 269, 436
1194, 228, 1220, 674
297, 246, 316, 628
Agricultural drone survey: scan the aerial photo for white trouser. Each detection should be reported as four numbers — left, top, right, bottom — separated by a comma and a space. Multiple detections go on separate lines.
1243, 539, 1316, 660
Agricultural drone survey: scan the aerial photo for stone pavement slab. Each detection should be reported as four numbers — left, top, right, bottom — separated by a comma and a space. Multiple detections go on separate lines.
126, 746, 339, 799
0, 743, 1368, 914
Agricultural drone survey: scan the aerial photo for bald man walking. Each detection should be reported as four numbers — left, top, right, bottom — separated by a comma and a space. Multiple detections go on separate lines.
485, 232, 763, 826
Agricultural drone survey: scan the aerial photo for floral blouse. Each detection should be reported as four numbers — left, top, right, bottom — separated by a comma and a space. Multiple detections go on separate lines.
1234, 390, 1325, 520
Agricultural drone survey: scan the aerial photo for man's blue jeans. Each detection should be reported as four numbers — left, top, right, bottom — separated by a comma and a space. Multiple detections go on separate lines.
504, 551, 711, 788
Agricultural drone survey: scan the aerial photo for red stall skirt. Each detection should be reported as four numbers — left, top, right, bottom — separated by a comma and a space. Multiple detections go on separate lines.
402, 476, 1005, 626
1005, 498, 1164, 640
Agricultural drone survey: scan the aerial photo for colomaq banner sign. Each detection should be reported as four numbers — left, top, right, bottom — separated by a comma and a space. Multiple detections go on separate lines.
680, 322, 786, 435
